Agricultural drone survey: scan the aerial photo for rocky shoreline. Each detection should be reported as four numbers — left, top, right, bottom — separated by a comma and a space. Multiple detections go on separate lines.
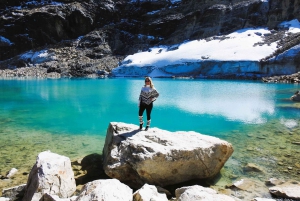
1, 66, 300, 83
1, 122, 300, 201
262, 72, 300, 83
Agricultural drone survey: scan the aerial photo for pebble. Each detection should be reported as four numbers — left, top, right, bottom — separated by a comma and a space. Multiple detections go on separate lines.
278, 162, 284, 166
247, 147, 254, 151
6, 168, 18, 178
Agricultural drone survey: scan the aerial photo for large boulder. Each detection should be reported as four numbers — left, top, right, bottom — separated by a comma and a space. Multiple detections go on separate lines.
103, 122, 234, 188
22, 151, 76, 201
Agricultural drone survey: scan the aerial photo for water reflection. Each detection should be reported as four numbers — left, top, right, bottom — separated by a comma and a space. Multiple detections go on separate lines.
151, 80, 276, 124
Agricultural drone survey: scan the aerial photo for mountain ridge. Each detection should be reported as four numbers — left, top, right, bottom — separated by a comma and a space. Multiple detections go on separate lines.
0, 0, 300, 78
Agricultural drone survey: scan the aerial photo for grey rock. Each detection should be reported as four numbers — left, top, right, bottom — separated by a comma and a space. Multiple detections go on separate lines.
103, 122, 233, 188
75, 179, 132, 201
2, 184, 26, 201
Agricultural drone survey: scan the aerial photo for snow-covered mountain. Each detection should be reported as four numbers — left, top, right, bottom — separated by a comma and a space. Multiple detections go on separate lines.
1, 0, 300, 79
112, 19, 300, 78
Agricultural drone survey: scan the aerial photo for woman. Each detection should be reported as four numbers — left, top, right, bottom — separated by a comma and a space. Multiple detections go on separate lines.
138, 77, 159, 131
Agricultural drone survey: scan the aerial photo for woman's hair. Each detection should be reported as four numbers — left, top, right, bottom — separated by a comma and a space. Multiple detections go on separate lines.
144, 76, 154, 88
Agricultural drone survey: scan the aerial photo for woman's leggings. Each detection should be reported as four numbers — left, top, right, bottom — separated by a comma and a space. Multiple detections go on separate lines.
139, 102, 153, 120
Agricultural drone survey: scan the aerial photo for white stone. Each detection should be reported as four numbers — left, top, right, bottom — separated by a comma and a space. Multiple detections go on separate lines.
103, 122, 233, 188
269, 180, 300, 199
22, 150, 76, 201
133, 184, 168, 201
175, 185, 235, 201
40, 193, 78, 201
252, 198, 276, 201
75, 179, 133, 201
6, 168, 18, 178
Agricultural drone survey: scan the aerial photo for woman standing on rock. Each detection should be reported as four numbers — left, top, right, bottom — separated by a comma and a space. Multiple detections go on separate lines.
138, 77, 159, 131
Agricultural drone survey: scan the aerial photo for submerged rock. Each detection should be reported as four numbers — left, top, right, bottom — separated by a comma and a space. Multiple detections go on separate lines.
291, 91, 300, 102
102, 122, 234, 188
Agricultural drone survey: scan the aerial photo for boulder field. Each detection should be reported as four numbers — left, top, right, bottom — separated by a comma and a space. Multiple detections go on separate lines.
2, 122, 300, 200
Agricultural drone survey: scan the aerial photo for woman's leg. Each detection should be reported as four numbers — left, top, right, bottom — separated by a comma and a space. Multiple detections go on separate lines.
145, 103, 153, 130
139, 103, 146, 129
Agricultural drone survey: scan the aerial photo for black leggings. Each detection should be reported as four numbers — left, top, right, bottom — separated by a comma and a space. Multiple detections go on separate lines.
139, 102, 153, 120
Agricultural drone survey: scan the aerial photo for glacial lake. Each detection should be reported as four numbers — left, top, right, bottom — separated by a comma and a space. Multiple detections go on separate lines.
0, 78, 300, 190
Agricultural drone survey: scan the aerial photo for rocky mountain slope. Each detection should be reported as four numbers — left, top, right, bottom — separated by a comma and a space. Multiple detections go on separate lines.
0, 0, 300, 78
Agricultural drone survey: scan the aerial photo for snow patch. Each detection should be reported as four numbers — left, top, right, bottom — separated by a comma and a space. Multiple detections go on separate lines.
20, 50, 56, 64
279, 19, 300, 33
112, 19, 300, 78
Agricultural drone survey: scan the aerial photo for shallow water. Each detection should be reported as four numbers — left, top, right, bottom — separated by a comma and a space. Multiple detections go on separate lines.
0, 78, 299, 195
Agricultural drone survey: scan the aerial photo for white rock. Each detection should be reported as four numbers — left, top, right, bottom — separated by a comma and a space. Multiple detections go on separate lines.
133, 183, 168, 201
175, 185, 235, 201
0, 197, 9, 201
233, 179, 257, 191
6, 168, 18, 178
75, 179, 133, 201
269, 180, 300, 199
103, 122, 233, 188
40, 193, 78, 201
22, 150, 76, 201
252, 198, 276, 201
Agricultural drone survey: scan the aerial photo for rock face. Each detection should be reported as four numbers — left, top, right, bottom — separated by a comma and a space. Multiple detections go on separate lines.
1, 0, 300, 78
102, 122, 234, 188
22, 151, 76, 201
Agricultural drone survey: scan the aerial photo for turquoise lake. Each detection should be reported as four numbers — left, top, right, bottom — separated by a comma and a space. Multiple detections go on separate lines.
0, 78, 300, 190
